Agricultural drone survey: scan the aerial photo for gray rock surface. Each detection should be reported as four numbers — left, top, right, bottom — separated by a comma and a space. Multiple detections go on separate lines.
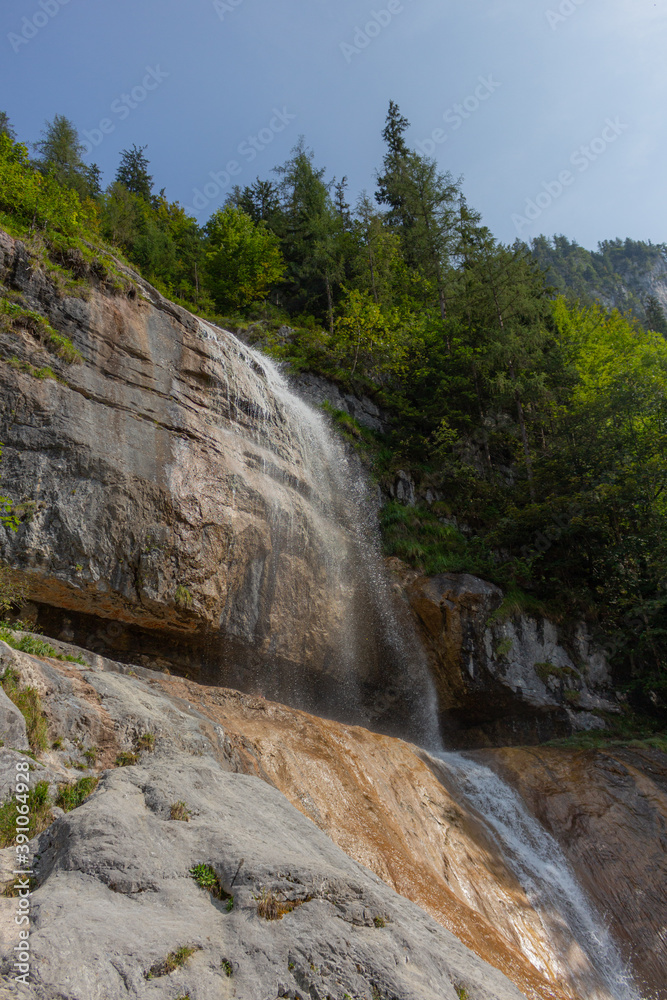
0, 644, 529, 1000
0, 690, 28, 754
399, 569, 619, 747
291, 371, 388, 433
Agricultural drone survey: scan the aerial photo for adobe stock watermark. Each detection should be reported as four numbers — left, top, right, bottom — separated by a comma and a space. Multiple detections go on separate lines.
213, 0, 245, 19
185, 106, 296, 216
8, 0, 71, 54
80, 66, 169, 157
546, 0, 588, 31
512, 116, 629, 235
340, 1, 406, 64
11, 758, 34, 985
416, 75, 502, 156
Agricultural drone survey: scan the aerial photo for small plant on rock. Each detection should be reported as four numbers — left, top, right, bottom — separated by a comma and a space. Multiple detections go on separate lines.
0, 667, 49, 752
115, 751, 138, 767
170, 801, 191, 822
135, 732, 155, 752
145, 945, 198, 979
221, 959, 233, 977
254, 887, 303, 921
0, 781, 51, 848
189, 863, 225, 899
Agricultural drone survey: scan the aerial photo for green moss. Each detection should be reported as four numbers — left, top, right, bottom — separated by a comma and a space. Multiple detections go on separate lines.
495, 638, 513, 658
534, 662, 580, 685
175, 584, 193, 609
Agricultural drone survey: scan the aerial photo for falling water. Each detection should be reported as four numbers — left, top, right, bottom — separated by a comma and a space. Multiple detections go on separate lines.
200, 317, 642, 1000
198, 318, 441, 747
431, 751, 645, 1000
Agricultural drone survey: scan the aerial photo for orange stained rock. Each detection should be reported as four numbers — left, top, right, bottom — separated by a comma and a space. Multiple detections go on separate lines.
157, 676, 590, 1000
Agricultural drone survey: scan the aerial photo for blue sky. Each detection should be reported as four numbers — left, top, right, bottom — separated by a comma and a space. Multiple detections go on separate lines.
1, 0, 664, 249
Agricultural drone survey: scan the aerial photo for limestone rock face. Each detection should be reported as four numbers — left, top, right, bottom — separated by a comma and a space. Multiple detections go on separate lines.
0, 230, 429, 734
0, 642, 534, 1000
1, 639, 656, 1000
392, 564, 619, 746
0, 688, 28, 753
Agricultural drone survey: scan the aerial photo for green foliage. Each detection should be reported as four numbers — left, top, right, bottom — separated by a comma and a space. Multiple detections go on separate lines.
175, 584, 193, 609
115, 751, 138, 767
204, 205, 285, 311
1, 667, 49, 752
135, 732, 155, 752
221, 959, 233, 977
55, 777, 99, 812
115, 144, 153, 201
189, 863, 225, 899
0, 781, 51, 847
0, 625, 84, 664
170, 801, 191, 822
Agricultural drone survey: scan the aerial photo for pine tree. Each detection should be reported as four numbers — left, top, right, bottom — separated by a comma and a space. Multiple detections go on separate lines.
34, 114, 98, 198
116, 144, 153, 201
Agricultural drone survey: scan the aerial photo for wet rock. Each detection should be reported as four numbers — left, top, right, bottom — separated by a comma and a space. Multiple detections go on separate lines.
0, 230, 402, 725
0, 645, 532, 1000
482, 746, 667, 1000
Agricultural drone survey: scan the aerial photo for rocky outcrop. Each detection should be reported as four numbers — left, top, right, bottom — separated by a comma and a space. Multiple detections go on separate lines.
2, 637, 659, 1000
482, 746, 667, 1000
0, 640, 535, 1000
0, 230, 430, 735
289, 370, 388, 433
392, 564, 619, 747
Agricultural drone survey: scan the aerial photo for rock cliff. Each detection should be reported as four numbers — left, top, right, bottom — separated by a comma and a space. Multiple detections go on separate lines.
0, 230, 432, 739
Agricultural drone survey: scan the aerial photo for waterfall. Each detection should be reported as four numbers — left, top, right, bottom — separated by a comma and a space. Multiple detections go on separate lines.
198, 318, 441, 747
429, 752, 644, 1000
201, 318, 642, 1000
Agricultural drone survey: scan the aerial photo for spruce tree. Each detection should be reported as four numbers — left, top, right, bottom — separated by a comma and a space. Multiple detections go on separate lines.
116, 144, 153, 201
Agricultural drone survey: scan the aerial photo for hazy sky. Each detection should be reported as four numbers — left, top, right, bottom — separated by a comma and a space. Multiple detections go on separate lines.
1, 0, 664, 249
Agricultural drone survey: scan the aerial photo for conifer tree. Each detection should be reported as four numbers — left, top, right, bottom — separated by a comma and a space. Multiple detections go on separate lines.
116, 144, 153, 201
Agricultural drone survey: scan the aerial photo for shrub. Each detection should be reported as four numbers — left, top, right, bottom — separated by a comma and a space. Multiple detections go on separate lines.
115, 751, 138, 767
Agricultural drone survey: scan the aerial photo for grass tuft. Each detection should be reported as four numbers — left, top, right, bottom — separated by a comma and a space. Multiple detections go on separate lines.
55, 777, 98, 812
0, 781, 52, 847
